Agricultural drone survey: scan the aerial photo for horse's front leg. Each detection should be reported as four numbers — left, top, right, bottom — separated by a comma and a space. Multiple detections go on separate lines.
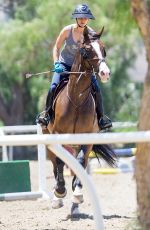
47, 148, 65, 209
54, 157, 67, 198
52, 157, 67, 209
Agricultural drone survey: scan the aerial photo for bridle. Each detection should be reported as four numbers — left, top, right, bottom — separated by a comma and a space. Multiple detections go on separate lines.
66, 40, 105, 105
79, 41, 105, 76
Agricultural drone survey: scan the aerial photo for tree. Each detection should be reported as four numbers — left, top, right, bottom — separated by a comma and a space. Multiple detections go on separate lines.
0, 17, 50, 125
0, 0, 56, 125
131, 0, 150, 228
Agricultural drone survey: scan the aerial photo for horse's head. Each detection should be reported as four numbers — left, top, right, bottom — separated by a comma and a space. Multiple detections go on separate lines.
81, 26, 110, 83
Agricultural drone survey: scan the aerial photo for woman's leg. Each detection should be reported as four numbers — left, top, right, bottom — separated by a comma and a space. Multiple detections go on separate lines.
36, 63, 71, 126
45, 63, 71, 112
36, 72, 60, 126
45, 72, 61, 112
92, 75, 112, 130
92, 75, 104, 117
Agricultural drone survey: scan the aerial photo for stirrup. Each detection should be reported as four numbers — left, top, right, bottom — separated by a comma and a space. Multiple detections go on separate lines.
99, 115, 112, 130
36, 111, 50, 127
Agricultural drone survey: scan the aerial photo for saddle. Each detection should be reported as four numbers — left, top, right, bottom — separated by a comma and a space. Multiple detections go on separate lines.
52, 78, 69, 110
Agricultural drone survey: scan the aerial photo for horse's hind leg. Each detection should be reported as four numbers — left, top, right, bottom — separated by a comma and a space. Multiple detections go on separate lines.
72, 145, 91, 191
72, 145, 92, 204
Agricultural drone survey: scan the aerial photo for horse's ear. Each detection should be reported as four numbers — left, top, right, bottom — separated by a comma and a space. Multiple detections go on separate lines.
89, 26, 104, 41
97, 26, 104, 39
99, 40, 107, 58
96, 26, 106, 57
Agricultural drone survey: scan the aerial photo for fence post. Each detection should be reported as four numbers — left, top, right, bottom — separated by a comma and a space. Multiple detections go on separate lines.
37, 125, 47, 194
0, 129, 8, 161
8, 146, 13, 161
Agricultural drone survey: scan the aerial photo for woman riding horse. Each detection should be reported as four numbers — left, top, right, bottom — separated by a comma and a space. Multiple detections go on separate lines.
45, 25, 116, 206
36, 4, 116, 208
36, 3, 112, 131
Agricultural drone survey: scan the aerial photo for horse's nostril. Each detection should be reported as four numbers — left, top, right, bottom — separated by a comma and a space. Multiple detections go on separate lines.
100, 71, 105, 76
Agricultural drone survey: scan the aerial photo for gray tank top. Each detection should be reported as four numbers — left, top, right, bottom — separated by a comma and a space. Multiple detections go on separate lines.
59, 26, 79, 66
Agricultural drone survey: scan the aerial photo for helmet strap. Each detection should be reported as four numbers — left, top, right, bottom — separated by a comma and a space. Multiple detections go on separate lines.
76, 19, 87, 28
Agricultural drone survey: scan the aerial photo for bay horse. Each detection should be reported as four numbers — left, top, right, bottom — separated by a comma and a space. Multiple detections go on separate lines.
44, 26, 116, 211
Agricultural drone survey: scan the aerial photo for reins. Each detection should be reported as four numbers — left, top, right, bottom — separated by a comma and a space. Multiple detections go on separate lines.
25, 49, 104, 79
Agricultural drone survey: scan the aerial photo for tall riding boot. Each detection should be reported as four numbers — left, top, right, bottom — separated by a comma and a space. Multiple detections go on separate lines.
95, 89, 112, 130
36, 89, 54, 127
45, 89, 54, 114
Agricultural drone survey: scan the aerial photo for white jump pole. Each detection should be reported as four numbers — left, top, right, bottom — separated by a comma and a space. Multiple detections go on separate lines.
0, 125, 37, 133
0, 131, 150, 146
0, 191, 43, 201
36, 124, 47, 197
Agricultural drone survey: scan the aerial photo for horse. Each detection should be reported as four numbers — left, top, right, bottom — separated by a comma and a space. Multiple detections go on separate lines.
43, 26, 116, 213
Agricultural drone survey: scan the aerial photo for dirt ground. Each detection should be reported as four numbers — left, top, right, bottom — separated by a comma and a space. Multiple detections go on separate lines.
0, 160, 137, 230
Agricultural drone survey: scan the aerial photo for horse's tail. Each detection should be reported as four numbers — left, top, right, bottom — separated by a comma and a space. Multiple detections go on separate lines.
92, 144, 117, 167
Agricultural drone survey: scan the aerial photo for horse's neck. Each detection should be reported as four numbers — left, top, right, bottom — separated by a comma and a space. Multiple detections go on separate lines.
68, 53, 92, 102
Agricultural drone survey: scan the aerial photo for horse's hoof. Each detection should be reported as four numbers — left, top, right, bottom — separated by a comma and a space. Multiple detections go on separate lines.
54, 188, 67, 199
72, 186, 84, 204
72, 194, 84, 204
52, 198, 63, 209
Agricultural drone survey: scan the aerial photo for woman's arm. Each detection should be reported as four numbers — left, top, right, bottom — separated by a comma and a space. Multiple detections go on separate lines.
53, 26, 70, 63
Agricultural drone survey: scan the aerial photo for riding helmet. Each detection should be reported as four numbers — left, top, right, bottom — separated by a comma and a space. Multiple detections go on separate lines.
71, 4, 95, 20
